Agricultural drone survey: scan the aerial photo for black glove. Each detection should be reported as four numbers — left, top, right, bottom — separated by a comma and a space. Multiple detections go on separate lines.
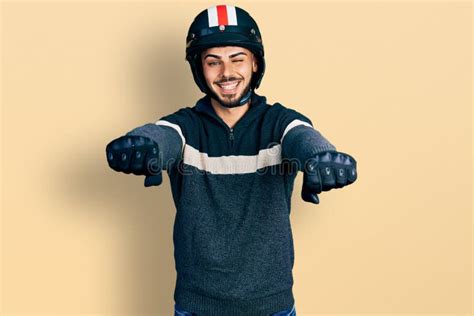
301, 151, 357, 204
105, 135, 163, 187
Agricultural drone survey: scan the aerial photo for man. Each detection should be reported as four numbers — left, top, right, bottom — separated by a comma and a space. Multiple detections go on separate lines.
106, 5, 357, 316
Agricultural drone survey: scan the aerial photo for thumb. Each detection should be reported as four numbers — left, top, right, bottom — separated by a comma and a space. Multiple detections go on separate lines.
301, 184, 320, 204
144, 174, 162, 187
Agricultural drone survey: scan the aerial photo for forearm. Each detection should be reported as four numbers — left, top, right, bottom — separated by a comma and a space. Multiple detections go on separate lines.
126, 120, 184, 170
281, 125, 337, 171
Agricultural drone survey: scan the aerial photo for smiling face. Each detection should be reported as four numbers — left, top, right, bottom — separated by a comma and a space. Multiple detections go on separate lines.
200, 46, 258, 108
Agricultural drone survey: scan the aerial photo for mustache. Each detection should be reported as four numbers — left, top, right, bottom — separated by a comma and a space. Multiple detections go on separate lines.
215, 77, 242, 84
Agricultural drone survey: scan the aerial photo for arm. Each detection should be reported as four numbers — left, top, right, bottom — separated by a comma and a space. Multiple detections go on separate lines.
279, 108, 337, 171
278, 106, 357, 204
125, 119, 185, 171
106, 110, 187, 187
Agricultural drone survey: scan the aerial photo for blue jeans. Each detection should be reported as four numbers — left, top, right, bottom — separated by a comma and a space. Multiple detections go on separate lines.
174, 303, 296, 316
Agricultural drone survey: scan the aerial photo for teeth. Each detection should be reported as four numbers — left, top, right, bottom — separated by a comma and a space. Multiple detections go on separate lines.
219, 81, 239, 90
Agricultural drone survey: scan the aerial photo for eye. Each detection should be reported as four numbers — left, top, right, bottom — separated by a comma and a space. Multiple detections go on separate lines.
208, 61, 220, 66
233, 59, 244, 63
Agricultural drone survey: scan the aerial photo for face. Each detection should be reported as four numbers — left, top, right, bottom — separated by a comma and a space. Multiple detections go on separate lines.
201, 46, 258, 108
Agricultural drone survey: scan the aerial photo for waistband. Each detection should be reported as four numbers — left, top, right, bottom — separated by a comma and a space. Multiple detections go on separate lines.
174, 286, 295, 316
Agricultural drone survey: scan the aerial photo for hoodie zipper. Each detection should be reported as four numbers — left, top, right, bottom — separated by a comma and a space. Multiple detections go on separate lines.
195, 95, 264, 150
198, 111, 235, 149
229, 128, 234, 147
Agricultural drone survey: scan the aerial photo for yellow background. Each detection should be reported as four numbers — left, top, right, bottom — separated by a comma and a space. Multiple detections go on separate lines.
1, 1, 472, 315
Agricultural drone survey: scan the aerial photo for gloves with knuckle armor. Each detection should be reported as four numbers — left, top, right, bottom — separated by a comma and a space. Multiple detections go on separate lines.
105, 135, 163, 187
301, 151, 357, 204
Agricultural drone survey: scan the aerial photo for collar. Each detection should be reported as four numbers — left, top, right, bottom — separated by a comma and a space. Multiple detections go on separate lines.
194, 92, 267, 129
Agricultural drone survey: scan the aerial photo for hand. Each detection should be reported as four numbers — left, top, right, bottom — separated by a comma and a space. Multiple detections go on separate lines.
105, 135, 163, 187
301, 151, 357, 204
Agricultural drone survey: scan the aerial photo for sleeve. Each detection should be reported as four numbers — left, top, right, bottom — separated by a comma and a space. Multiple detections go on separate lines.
277, 105, 337, 171
125, 109, 188, 171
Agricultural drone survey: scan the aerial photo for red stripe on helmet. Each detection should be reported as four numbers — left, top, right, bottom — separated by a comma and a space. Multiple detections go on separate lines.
216, 5, 229, 25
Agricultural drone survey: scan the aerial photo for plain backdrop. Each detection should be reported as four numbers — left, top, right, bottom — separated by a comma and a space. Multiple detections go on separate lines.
1, 1, 472, 315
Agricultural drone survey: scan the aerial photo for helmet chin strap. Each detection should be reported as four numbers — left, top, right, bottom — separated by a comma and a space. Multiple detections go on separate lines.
237, 88, 253, 106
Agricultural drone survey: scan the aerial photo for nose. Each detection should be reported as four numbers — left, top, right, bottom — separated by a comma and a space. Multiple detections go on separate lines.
221, 59, 234, 78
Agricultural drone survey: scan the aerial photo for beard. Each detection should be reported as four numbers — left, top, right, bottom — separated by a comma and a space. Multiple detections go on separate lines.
209, 76, 252, 108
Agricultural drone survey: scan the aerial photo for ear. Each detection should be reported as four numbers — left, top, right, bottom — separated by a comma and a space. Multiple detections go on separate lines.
252, 54, 258, 73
